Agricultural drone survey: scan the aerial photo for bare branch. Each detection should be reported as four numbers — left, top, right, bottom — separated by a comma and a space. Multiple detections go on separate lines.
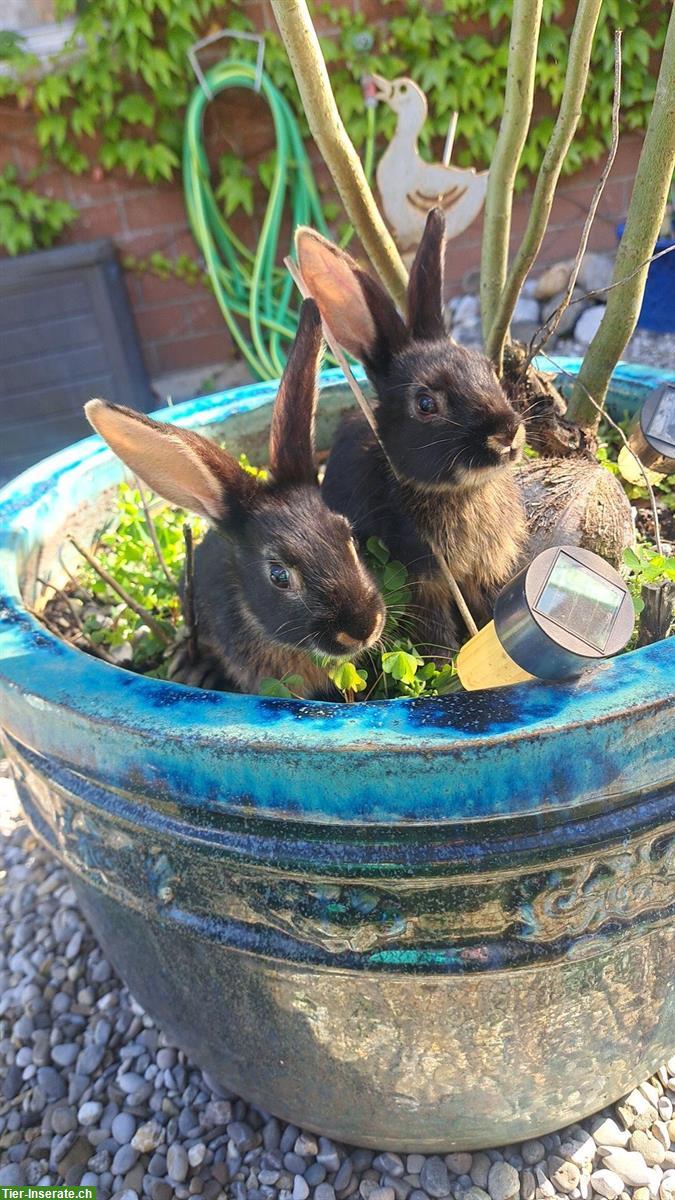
569, 6, 675, 427
480, 0, 544, 342
270, 0, 408, 310
485, 0, 604, 368
527, 30, 623, 367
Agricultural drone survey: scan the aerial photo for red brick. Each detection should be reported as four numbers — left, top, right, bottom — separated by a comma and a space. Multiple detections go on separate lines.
71, 199, 125, 240
137, 271, 203, 307
135, 302, 196, 343
188, 293, 227, 334
123, 186, 187, 232
152, 330, 233, 373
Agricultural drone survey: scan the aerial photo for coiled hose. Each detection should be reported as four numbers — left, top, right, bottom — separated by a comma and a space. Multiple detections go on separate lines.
183, 59, 375, 381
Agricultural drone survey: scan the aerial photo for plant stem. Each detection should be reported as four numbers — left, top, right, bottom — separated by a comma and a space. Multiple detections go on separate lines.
134, 476, 175, 587
485, 0, 603, 367
479, 0, 544, 343
569, 4, 675, 428
68, 536, 172, 646
182, 522, 198, 665
527, 31, 622, 368
269, 0, 408, 311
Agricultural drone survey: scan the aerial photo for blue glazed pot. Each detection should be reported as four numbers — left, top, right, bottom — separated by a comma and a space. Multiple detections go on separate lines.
1, 361, 674, 1151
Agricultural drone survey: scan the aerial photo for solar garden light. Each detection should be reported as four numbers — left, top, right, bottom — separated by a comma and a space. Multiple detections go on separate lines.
618, 381, 675, 485
456, 546, 635, 691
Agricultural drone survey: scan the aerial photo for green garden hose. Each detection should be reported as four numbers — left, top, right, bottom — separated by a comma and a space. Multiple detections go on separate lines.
183, 60, 375, 381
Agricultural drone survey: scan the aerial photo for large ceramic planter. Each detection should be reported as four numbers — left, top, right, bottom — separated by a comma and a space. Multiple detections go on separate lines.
0, 361, 674, 1152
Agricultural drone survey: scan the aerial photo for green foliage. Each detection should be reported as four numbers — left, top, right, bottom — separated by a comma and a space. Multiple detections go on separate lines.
75, 482, 205, 672
0, 164, 76, 254
597, 428, 675, 509
0, 0, 668, 233
622, 544, 675, 618
260, 673, 307, 698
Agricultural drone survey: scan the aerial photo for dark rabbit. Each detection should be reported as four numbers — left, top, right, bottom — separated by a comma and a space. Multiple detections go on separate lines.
296, 208, 527, 652
85, 300, 386, 699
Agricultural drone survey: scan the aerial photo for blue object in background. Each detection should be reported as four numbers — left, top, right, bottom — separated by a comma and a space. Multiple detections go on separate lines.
617, 221, 675, 333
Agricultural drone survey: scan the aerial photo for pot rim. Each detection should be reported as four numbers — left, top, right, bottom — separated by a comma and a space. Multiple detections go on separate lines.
1, 358, 674, 826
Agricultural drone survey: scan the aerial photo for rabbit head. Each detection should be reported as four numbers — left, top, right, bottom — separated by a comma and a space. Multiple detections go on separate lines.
296, 208, 524, 491
85, 300, 385, 663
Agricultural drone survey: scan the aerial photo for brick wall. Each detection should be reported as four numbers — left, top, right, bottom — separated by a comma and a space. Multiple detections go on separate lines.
0, 1, 644, 385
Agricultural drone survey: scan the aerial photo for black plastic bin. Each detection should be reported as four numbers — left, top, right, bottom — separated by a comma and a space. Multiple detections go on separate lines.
0, 238, 153, 485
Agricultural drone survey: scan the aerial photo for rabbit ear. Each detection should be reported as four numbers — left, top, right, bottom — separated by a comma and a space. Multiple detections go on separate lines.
268, 299, 323, 487
295, 227, 408, 371
85, 401, 259, 522
407, 207, 446, 341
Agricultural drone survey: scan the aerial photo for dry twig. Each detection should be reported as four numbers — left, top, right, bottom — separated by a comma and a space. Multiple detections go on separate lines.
67, 535, 172, 645
36, 577, 118, 664
134, 476, 175, 587
182, 522, 198, 665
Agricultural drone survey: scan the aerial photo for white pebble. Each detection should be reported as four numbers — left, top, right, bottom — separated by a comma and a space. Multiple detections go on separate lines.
78, 1100, 102, 1126
590, 1170, 625, 1199
601, 1150, 661, 1190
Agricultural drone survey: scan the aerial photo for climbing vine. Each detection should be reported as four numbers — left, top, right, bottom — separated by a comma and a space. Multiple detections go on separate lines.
0, 0, 669, 255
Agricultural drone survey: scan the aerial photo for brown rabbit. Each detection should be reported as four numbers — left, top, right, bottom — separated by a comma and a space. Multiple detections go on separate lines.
85, 300, 386, 699
297, 208, 528, 653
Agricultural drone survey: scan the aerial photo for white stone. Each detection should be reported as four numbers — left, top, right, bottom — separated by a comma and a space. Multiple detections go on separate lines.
658, 1097, 672, 1121
488, 1162, 520, 1200
590, 1170, 625, 1199
577, 251, 613, 296
602, 1150, 661, 1191
573, 304, 605, 346
592, 1119, 631, 1149
513, 296, 541, 323
454, 294, 480, 324
565, 1137, 597, 1167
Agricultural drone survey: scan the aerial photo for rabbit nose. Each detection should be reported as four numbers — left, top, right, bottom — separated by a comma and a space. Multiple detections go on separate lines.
335, 607, 385, 650
487, 426, 523, 458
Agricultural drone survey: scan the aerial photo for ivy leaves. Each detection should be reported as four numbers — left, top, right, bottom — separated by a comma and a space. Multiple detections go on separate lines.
0, 0, 669, 248
0, 165, 77, 255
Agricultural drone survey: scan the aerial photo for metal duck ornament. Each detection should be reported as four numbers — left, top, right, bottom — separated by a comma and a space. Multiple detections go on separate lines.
368, 73, 488, 253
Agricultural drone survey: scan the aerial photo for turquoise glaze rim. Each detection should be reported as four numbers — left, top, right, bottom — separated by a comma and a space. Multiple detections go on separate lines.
0, 358, 674, 826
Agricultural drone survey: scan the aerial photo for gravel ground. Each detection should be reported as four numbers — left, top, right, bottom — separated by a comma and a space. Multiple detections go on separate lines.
2, 773, 675, 1200
554, 330, 675, 372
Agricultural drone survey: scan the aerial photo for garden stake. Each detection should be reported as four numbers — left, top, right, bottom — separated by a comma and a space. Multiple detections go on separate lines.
285, 255, 479, 639
637, 581, 675, 648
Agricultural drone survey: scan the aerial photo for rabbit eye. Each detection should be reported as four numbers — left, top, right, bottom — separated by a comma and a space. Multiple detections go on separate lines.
269, 563, 290, 589
415, 392, 438, 417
